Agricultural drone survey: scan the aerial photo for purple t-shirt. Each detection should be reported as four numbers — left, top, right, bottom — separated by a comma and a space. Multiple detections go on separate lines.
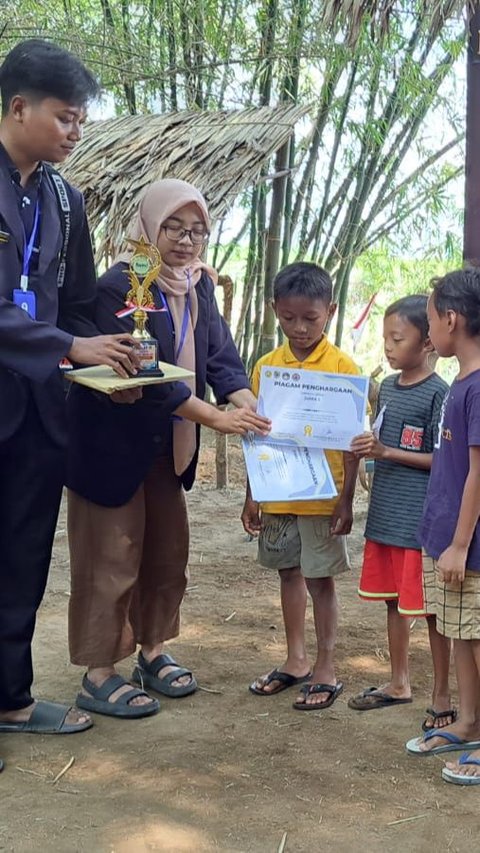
419, 369, 480, 570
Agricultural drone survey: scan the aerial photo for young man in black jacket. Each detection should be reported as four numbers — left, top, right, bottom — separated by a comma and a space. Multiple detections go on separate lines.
0, 39, 139, 748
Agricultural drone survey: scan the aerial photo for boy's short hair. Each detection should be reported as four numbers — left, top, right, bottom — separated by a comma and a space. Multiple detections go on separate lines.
273, 262, 333, 304
384, 294, 429, 340
0, 39, 99, 116
431, 268, 480, 337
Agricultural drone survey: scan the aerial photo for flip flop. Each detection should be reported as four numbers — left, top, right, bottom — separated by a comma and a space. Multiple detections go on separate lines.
293, 681, 344, 711
406, 728, 480, 756
348, 687, 412, 711
77, 674, 160, 718
422, 706, 457, 732
0, 700, 93, 735
132, 652, 197, 698
442, 752, 480, 785
249, 668, 311, 696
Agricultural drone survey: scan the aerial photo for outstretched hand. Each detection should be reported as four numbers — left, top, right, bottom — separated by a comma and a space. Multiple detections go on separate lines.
214, 407, 271, 437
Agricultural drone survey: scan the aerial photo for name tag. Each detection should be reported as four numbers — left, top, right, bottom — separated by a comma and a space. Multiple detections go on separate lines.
13, 288, 36, 319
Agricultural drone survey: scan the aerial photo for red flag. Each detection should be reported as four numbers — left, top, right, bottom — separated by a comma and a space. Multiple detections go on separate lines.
351, 293, 377, 352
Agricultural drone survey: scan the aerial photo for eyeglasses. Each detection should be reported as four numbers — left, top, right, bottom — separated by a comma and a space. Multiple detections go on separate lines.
161, 224, 210, 245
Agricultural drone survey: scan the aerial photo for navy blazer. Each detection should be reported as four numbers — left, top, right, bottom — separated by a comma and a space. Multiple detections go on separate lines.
67, 264, 249, 506
0, 161, 98, 445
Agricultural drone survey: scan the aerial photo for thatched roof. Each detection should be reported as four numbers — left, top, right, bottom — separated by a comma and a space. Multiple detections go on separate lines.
319, 1, 473, 44
61, 105, 307, 261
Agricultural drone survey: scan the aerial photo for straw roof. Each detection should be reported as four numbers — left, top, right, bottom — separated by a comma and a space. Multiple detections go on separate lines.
61, 105, 308, 261
319, 1, 473, 44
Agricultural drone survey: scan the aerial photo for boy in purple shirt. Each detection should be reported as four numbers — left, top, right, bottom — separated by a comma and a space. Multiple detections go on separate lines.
406, 268, 480, 785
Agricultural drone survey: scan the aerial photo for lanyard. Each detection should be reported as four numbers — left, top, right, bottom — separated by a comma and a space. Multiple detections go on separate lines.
20, 200, 41, 291
156, 273, 191, 362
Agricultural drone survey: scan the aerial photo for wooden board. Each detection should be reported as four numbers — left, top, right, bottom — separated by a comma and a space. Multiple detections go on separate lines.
66, 362, 193, 394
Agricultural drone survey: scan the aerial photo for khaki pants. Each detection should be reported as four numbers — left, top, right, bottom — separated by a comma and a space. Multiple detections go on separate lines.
68, 457, 189, 667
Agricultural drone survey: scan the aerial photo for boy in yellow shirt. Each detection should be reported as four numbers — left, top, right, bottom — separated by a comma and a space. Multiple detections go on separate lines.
242, 262, 359, 710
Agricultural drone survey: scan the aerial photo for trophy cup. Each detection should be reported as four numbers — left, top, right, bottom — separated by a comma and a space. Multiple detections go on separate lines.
119, 235, 165, 376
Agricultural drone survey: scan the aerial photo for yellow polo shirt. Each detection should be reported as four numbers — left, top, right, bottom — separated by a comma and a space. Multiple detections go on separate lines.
251, 335, 360, 516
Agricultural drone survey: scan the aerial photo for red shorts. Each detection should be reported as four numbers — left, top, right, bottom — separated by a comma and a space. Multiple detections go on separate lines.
358, 540, 426, 617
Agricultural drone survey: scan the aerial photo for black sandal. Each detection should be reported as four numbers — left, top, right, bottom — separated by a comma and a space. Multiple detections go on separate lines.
132, 652, 197, 698
249, 668, 311, 696
422, 706, 457, 732
76, 674, 159, 718
293, 681, 344, 711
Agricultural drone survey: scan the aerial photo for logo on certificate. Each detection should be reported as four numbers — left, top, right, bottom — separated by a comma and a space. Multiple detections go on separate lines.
304, 425, 313, 437
282, 372, 290, 380
265, 370, 272, 378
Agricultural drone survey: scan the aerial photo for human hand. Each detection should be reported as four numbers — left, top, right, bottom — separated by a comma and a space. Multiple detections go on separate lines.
437, 544, 467, 585
241, 497, 262, 536
330, 497, 353, 535
110, 387, 143, 404
350, 431, 386, 460
68, 335, 141, 378
227, 388, 258, 412
213, 407, 271, 436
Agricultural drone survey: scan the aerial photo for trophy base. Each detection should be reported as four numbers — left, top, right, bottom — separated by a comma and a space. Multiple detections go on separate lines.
137, 367, 165, 377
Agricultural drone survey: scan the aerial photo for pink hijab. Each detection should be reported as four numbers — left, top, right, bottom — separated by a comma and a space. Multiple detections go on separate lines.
116, 179, 214, 475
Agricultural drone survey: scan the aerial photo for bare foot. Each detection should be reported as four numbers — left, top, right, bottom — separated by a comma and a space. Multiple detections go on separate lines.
445, 748, 480, 778
295, 665, 337, 706
84, 668, 154, 708
423, 696, 456, 730
140, 650, 194, 689
251, 657, 310, 695
417, 720, 480, 753
368, 681, 411, 700
0, 701, 90, 727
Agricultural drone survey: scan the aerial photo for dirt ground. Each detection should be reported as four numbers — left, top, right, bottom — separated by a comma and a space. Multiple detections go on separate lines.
1, 433, 478, 853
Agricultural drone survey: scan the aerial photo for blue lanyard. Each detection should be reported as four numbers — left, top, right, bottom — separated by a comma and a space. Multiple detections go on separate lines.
20, 200, 40, 291
156, 275, 191, 362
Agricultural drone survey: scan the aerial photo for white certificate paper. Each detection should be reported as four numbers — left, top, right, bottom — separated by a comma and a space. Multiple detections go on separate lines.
243, 437, 338, 503
258, 366, 369, 451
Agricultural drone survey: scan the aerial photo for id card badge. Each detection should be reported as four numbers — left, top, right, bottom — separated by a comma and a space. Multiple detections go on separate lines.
13, 288, 37, 319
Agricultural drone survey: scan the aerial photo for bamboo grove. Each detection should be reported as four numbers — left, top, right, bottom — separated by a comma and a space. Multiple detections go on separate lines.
1, 0, 471, 359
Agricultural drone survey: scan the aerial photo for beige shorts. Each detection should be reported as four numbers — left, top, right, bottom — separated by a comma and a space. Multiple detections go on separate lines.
423, 554, 480, 640
258, 513, 350, 579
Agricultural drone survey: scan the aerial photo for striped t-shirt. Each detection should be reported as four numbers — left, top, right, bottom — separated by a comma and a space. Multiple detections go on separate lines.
365, 372, 448, 550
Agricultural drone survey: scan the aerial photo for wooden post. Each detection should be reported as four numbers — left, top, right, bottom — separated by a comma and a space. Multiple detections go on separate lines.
215, 404, 229, 490
464, 1, 480, 263
215, 275, 234, 489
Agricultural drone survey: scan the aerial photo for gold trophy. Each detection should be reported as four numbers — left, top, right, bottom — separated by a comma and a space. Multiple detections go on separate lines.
122, 235, 164, 375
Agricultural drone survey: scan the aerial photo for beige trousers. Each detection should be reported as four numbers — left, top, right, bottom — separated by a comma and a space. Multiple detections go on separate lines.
68, 457, 189, 667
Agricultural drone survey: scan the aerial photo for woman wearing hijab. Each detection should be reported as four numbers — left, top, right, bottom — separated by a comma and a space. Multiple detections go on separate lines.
66, 179, 269, 718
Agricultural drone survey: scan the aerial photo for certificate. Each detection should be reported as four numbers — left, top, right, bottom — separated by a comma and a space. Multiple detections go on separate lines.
66, 362, 193, 395
258, 366, 369, 451
243, 437, 337, 503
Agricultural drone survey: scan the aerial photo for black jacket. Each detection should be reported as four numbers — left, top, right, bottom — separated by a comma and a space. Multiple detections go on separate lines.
0, 151, 98, 445
66, 264, 249, 506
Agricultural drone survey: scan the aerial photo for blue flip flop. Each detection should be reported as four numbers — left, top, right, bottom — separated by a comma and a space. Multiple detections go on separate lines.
406, 728, 480, 756
442, 752, 480, 785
